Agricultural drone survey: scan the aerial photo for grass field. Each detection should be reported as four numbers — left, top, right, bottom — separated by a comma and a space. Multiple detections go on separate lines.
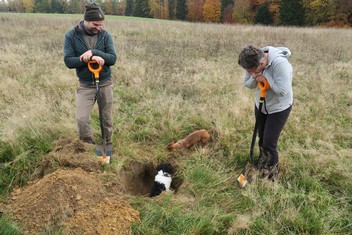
0, 13, 351, 234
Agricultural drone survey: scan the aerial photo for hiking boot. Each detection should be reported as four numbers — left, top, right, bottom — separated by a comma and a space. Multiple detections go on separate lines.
268, 164, 278, 181
256, 148, 269, 171
259, 164, 278, 181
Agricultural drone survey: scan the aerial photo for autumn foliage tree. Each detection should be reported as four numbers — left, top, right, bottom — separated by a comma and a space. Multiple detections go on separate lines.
187, 0, 204, 21
22, 0, 35, 12
203, 0, 221, 22
302, 0, 335, 25
232, 0, 251, 24
0, 0, 350, 27
333, 0, 352, 25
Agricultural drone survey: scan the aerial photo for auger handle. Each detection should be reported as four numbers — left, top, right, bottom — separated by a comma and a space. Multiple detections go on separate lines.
87, 61, 102, 79
258, 79, 270, 98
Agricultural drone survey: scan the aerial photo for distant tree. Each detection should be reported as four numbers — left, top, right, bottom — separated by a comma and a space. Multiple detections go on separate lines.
133, 0, 142, 16
280, 0, 305, 26
232, 0, 251, 24
220, 0, 232, 15
302, 0, 334, 25
176, 0, 187, 20
249, 0, 262, 12
35, 0, 50, 12
67, 0, 81, 14
203, 0, 221, 23
125, 0, 133, 16
329, 0, 352, 25
115, 0, 125, 15
150, 0, 167, 19
267, 0, 280, 25
221, 0, 233, 23
58, 0, 69, 13
133, 0, 151, 17
22, 0, 35, 13
151, 0, 170, 19
221, 2, 233, 23
187, 0, 204, 21
110, 0, 120, 15
0, 0, 8, 12
51, 0, 64, 13
163, 0, 170, 19
169, 0, 176, 19
150, 0, 159, 18
104, 0, 113, 14
255, 2, 273, 25
8, 0, 24, 12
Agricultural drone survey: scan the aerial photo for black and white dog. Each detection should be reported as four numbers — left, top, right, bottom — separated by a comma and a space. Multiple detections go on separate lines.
150, 163, 173, 197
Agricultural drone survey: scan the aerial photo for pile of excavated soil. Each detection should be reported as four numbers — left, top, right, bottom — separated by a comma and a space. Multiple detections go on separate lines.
1, 138, 141, 235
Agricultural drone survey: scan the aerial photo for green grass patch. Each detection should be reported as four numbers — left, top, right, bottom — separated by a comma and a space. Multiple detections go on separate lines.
0, 128, 53, 197
0, 216, 21, 235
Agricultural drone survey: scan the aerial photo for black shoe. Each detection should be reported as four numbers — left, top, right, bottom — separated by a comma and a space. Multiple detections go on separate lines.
259, 164, 278, 181
268, 165, 278, 181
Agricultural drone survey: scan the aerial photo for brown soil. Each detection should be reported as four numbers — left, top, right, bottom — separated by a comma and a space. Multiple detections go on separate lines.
0, 138, 142, 235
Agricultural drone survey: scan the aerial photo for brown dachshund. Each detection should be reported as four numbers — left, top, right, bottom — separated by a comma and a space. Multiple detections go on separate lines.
167, 129, 211, 151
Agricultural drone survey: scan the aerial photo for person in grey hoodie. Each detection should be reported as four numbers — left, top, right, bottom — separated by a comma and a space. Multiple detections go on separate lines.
238, 45, 293, 180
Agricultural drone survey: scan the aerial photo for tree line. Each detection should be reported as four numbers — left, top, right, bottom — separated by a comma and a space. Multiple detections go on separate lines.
1, 0, 351, 27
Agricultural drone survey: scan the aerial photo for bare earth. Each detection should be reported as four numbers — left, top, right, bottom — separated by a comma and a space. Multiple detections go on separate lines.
1, 138, 141, 235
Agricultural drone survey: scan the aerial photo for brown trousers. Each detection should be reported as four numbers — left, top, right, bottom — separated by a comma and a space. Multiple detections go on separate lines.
76, 80, 113, 144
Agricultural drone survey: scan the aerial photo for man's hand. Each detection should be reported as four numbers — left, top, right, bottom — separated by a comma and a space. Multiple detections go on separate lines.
90, 56, 105, 66
79, 50, 93, 63
80, 51, 105, 66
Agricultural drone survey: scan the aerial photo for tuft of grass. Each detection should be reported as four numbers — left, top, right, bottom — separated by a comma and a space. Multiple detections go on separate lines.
0, 216, 21, 235
0, 127, 54, 197
132, 193, 234, 235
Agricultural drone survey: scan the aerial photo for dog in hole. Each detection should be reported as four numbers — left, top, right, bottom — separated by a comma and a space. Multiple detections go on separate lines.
167, 129, 211, 151
150, 163, 173, 197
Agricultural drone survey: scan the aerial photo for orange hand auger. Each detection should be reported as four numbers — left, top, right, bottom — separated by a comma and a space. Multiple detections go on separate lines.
258, 79, 270, 99
237, 79, 270, 188
87, 60, 102, 80
87, 61, 111, 164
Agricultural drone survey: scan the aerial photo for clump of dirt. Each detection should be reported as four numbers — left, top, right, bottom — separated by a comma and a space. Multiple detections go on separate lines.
64, 198, 140, 235
1, 138, 140, 235
38, 138, 101, 177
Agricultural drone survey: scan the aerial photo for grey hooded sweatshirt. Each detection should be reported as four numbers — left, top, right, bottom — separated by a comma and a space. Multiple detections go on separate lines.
244, 46, 293, 114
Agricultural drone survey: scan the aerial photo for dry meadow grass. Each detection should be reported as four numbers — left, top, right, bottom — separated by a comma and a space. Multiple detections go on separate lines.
0, 13, 351, 234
